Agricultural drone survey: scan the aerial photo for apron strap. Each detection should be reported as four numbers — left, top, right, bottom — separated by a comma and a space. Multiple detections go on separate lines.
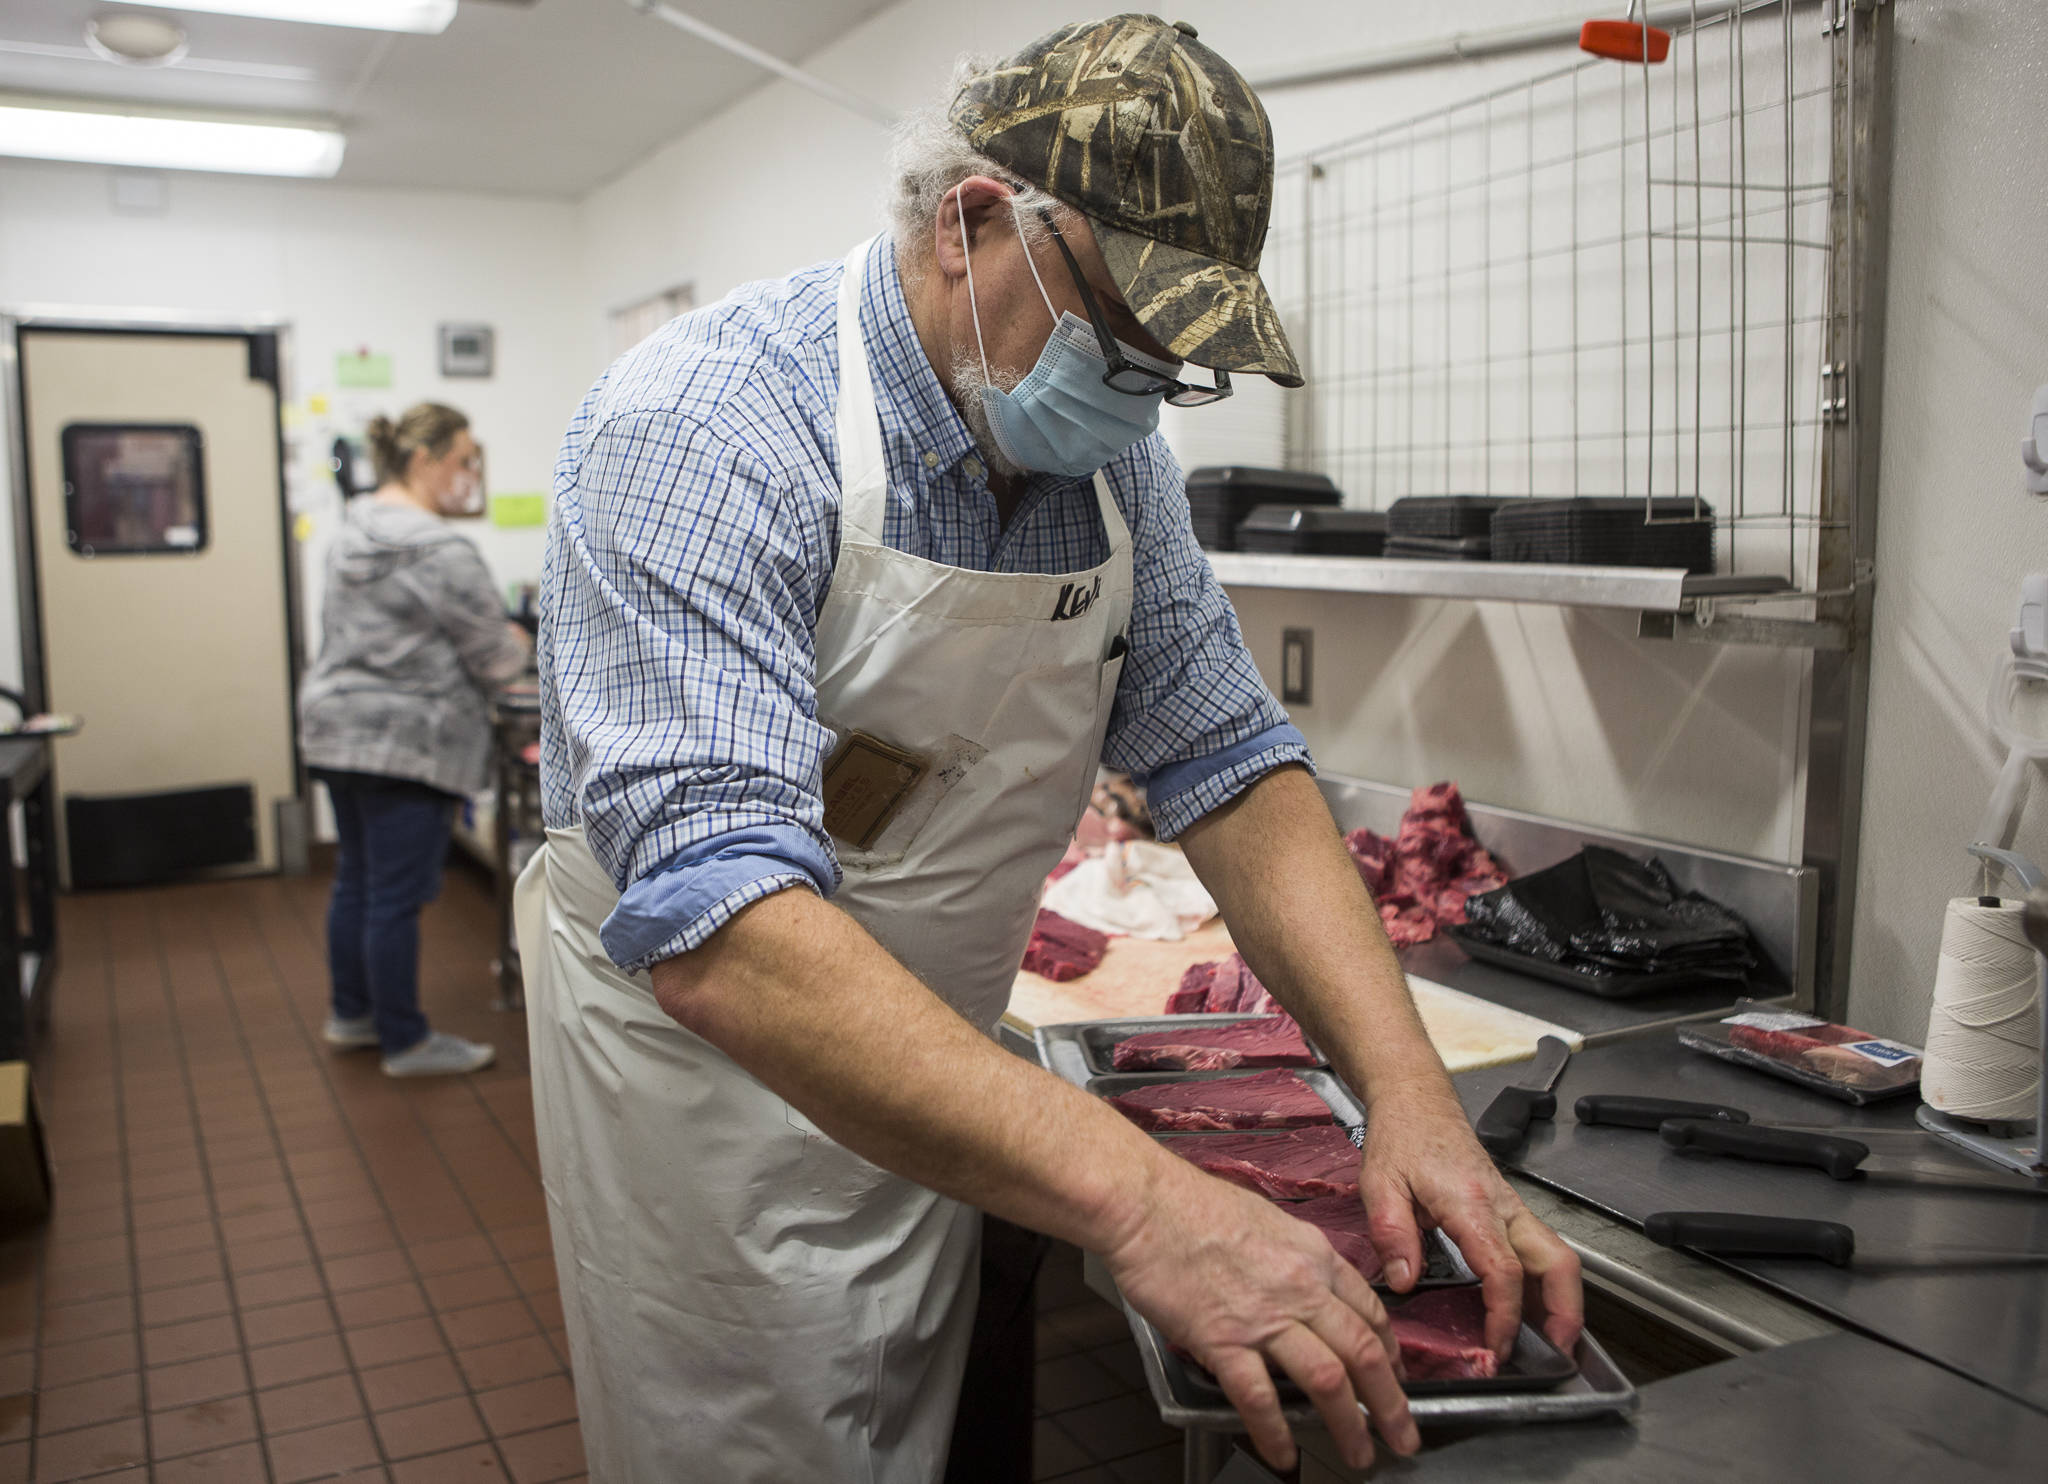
834, 236, 892, 548
836, 234, 1133, 568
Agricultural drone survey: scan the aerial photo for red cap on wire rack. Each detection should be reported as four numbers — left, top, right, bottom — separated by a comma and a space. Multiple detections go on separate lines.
1581, 3, 1672, 63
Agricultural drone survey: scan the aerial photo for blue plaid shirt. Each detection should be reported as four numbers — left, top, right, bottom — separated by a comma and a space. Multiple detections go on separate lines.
540, 238, 1312, 972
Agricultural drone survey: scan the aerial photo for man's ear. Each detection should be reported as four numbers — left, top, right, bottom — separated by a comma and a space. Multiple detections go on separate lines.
932, 175, 1016, 281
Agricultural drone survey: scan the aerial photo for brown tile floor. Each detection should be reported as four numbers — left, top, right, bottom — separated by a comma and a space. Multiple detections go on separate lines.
3, 858, 1188, 1483
3, 861, 580, 1483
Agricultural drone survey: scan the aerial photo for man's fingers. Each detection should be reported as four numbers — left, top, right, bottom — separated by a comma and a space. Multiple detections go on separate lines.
1301, 1288, 1420, 1457
1207, 1350, 1298, 1474
1511, 1209, 1585, 1353
1265, 1325, 1378, 1472
1361, 1174, 1426, 1293
1437, 1204, 1524, 1358
1326, 1256, 1405, 1383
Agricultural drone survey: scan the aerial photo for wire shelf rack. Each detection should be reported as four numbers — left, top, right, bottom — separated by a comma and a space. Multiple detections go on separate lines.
1262, 0, 1869, 597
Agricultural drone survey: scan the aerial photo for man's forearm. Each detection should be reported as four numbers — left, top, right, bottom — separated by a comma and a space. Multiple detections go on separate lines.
648, 886, 1179, 1254
1177, 765, 1456, 1111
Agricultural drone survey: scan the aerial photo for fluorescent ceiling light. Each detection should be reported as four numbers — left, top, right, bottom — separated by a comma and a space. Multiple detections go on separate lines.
147, 1, 458, 33
0, 100, 344, 176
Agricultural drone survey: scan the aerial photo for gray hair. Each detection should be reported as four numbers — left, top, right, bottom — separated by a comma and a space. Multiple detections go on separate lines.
885, 55, 1074, 282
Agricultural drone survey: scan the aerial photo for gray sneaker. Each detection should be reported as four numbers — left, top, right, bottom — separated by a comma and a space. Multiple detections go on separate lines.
382, 1031, 496, 1078
323, 1016, 379, 1051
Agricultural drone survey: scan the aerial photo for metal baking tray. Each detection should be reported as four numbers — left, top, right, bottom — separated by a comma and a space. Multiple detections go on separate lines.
1087, 1068, 1368, 1130
1036, 1014, 1329, 1085
1122, 1296, 1639, 1431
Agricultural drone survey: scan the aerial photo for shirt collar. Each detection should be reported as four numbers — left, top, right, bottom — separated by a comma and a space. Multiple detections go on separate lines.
858, 237, 980, 479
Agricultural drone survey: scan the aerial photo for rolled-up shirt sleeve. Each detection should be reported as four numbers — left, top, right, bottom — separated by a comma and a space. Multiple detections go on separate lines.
1099, 436, 1314, 839
540, 402, 840, 972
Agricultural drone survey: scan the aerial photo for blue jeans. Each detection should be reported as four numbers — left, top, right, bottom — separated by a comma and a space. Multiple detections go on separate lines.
319, 770, 458, 1056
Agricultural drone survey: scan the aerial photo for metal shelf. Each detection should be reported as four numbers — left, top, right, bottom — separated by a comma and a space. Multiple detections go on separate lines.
1205, 552, 1794, 614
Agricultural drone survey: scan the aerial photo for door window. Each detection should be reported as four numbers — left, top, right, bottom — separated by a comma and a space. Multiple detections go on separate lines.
60, 423, 207, 556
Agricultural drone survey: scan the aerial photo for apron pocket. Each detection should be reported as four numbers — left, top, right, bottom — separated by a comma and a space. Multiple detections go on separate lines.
833, 731, 989, 869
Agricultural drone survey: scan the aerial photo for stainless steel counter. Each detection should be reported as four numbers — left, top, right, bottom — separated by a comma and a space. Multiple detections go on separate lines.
1393, 1330, 2048, 1483
1450, 1037, 2048, 1415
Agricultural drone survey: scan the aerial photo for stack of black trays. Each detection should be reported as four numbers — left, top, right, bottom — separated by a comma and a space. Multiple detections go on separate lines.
1384, 496, 1505, 560
1186, 467, 1341, 551
1234, 505, 1388, 556
1490, 498, 1716, 573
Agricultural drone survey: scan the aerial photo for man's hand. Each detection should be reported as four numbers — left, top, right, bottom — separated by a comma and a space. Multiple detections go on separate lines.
1358, 1081, 1584, 1356
1102, 1159, 1423, 1474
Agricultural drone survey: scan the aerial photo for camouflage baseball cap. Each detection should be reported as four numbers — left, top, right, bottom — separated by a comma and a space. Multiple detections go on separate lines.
950, 15, 1302, 388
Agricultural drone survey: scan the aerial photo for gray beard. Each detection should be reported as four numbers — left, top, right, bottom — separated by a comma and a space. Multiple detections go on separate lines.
950, 353, 1026, 480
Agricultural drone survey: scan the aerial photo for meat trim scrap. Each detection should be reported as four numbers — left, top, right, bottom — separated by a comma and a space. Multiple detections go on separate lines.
1111, 1018, 1316, 1072
1020, 909, 1109, 982
1106, 1068, 1334, 1132
1343, 782, 1507, 948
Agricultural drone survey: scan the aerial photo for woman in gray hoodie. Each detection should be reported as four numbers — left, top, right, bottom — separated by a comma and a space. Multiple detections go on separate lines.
299, 403, 529, 1076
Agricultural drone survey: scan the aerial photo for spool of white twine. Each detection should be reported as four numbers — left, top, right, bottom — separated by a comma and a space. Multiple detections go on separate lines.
1922, 897, 2044, 1123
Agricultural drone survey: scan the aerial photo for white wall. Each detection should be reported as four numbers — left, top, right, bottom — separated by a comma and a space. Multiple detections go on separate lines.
0, 158, 591, 688
578, 6, 1810, 849
1850, 0, 2048, 1038
578, 0, 2048, 1039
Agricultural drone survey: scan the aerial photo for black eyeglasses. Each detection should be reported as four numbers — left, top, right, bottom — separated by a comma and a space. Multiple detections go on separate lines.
1035, 209, 1232, 408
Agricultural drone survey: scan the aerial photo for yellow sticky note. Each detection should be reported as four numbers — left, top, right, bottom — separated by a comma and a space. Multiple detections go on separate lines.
293, 513, 315, 542
308, 393, 330, 415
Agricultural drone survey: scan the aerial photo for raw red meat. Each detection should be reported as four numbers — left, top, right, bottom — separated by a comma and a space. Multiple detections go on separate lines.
1112, 1018, 1316, 1072
1106, 1069, 1334, 1132
1166, 954, 1280, 1016
1021, 910, 1108, 982
1165, 1127, 1361, 1200
1389, 1288, 1499, 1381
1285, 1194, 1384, 1281
1341, 782, 1506, 947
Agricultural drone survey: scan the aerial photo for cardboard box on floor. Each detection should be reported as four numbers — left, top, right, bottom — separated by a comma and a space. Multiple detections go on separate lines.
0, 1062, 50, 1230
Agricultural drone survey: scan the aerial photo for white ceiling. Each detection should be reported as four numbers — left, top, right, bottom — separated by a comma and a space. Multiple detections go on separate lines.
0, 0, 899, 198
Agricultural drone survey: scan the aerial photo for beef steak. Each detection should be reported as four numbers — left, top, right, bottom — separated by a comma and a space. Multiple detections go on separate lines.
1112, 1018, 1316, 1072
1165, 1127, 1360, 1200
1389, 1288, 1499, 1381
1285, 1194, 1383, 1282
1106, 1069, 1334, 1132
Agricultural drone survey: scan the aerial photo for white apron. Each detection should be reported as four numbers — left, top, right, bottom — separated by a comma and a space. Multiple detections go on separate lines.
517, 236, 1134, 1484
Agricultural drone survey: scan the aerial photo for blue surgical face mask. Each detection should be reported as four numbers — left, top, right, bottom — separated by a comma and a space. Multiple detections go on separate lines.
958, 191, 1176, 477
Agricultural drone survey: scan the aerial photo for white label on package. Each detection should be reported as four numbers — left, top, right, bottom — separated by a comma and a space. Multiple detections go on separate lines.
1723, 1011, 1828, 1031
1841, 1039, 1921, 1065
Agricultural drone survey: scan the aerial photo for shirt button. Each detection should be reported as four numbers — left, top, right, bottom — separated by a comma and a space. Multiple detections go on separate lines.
922, 450, 939, 469
963, 456, 984, 479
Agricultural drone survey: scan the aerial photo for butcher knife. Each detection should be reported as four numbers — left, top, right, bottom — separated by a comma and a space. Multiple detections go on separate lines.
1575, 1094, 1941, 1143
1645, 1211, 2048, 1269
1658, 1119, 2048, 1194
1475, 1036, 1571, 1157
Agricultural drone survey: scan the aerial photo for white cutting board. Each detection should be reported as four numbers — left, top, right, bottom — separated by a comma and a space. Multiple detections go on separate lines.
1002, 928, 1581, 1072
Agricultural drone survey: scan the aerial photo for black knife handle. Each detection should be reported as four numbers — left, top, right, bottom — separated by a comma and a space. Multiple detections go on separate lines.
1659, 1119, 1870, 1179
1644, 1211, 1855, 1267
1574, 1095, 1750, 1131
1476, 1085, 1557, 1157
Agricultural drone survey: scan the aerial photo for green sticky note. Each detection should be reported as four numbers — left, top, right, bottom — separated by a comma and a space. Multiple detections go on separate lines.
491, 492, 547, 528
335, 351, 392, 389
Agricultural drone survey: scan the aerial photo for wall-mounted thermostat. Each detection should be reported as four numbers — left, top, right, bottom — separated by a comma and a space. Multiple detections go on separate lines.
439, 323, 494, 378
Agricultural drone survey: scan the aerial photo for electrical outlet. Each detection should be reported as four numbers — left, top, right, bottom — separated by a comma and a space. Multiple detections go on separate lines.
2024, 385, 2048, 496
1281, 628, 1313, 706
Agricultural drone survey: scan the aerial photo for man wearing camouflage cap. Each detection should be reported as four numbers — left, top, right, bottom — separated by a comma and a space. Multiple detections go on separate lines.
522, 15, 1581, 1482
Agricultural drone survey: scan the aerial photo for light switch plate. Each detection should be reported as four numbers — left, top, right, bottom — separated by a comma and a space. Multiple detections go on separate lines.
1282, 627, 1313, 706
